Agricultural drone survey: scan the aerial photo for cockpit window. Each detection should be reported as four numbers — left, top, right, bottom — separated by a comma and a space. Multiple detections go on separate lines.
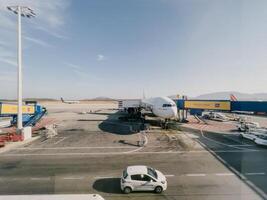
163, 104, 176, 107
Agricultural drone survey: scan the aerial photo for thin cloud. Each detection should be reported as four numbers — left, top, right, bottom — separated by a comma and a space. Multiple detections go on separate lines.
0, 0, 70, 27
97, 54, 106, 61
65, 63, 82, 70
0, 47, 16, 67
24, 35, 52, 47
35, 25, 68, 40
0, 0, 71, 77
0, 0, 71, 40
65, 62, 102, 81
0, 57, 16, 67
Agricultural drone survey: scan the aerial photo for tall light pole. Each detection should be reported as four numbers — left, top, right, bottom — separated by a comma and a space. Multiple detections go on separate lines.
7, 6, 36, 132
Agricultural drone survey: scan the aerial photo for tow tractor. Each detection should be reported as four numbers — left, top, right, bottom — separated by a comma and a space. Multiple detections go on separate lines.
202, 112, 228, 122
237, 121, 260, 132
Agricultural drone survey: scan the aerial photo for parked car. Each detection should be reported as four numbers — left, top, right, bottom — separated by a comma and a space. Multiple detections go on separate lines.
120, 165, 167, 194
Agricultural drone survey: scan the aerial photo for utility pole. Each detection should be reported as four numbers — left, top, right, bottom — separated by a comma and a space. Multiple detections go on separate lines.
7, 6, 36, 132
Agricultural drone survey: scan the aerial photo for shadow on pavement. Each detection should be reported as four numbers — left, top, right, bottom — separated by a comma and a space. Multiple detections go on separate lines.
93, 178, 122, 194
98, 111, 144, 135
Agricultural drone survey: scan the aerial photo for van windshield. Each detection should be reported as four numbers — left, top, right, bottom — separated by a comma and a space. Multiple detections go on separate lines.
123, 170, 128, 179
147, 167, 157, 179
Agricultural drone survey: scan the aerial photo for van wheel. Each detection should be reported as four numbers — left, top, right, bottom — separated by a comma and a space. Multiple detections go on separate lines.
123, 187, 132, 194
155, 186, 163, 193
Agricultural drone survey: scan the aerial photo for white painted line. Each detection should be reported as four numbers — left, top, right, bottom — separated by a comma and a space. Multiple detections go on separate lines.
17, 146, 138, 150
165, 174, 175, 177
126, 132, 148, 153
200, 127, 251, 150
197, 140, 207, 148
215, 173, 234, 176
245, 172, 266, 176
11, 178, 21, 181
185, 133, 199, 139
0, 149, 259, 157
229, 145, 254, 147
54, 137, 67, 145
186, 174, 206, 177
40, 139, 50, 144
201, 137, 267, 199
30, 177, 50, 181
63, 177, 84, 180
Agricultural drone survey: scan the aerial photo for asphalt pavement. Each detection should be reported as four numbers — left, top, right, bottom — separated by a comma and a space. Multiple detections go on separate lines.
0, 106, 266, 200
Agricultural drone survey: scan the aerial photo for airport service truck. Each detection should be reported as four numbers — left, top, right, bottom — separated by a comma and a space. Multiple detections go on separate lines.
118, 99, 143, 119
118, 99, 141, 112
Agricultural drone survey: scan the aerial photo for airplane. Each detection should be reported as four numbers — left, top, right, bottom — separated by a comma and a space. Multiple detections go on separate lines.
141, 97, 177, 119
60, 97, 80, 104
119, 96, 177, 121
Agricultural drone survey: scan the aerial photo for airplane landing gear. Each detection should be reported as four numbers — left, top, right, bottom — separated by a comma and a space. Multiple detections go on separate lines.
161, 119, 169, 129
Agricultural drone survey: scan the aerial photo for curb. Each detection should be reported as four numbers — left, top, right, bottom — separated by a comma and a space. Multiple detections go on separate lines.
0, 135, 42, 154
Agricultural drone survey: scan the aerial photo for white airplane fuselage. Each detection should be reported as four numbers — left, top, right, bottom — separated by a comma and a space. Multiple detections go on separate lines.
61, 97, 80, 104
141, 97, 177, 119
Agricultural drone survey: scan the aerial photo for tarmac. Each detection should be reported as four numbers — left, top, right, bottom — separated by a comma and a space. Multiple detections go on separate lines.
0, 101, 266, 200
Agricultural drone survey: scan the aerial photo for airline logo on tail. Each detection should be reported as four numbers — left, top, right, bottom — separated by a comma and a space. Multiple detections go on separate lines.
230, 94, 238, 101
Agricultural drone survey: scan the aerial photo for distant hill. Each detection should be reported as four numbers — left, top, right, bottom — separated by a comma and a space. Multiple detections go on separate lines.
24, 98, 57, 101
194, 91, 267, 101
0, 98, 57, 102
84, 96, 116, 101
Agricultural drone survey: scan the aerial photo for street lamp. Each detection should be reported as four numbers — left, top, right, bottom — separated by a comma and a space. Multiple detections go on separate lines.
7, 6, 36, 132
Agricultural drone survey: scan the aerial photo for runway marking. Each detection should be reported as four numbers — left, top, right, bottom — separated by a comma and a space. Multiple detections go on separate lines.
125, 132, 148, 153
165, 174, 175, 177
16, 146, 139, 150
30, 177, 50, 181
198, 133, 267, 200
185, 133, 199, 139
201, 143, 207, 147
200, 126, 251, 150
229, 145, 254, 147
245, 172, 266, 176
63, 177, 84, 180
54, 137, 67, 145
0, 149, 259, 157
215, 173, 234, 176
221, 135, 245, 145
186, 173, 206, 177
40, 136, 65, 144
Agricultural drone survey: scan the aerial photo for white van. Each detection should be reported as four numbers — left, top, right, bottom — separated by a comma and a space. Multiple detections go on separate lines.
120, 165, 167, 194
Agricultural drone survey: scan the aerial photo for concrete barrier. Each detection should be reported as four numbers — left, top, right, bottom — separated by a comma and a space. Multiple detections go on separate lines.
22, 127, 32, 140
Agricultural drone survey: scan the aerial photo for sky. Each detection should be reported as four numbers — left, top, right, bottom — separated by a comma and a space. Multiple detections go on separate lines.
1, 0, 267, 99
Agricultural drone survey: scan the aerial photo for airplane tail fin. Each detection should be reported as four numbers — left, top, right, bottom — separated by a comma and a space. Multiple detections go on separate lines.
230, 94, 238, 101
60, 97, 64, 102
